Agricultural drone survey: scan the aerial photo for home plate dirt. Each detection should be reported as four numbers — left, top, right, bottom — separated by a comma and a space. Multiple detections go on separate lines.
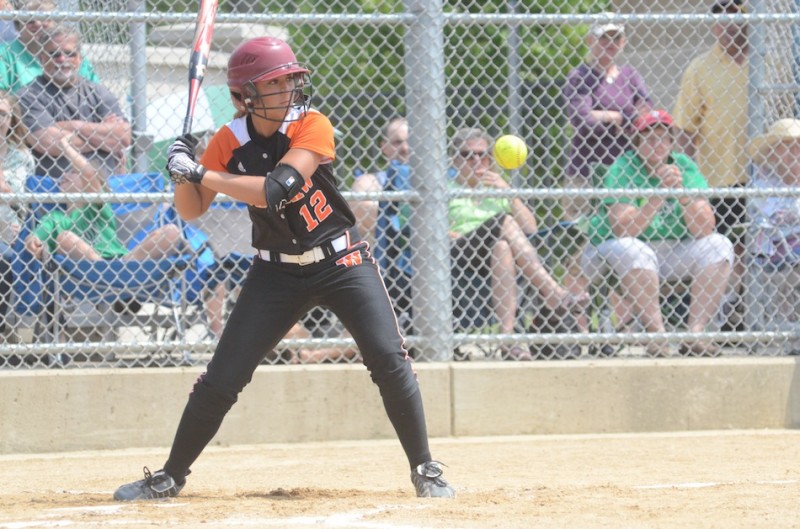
1, 430, 799, 529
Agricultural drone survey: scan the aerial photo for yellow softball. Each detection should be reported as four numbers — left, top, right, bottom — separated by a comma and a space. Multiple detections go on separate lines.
493, 134, 528, 170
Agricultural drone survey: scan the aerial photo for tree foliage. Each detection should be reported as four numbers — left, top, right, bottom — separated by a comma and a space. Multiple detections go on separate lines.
145, 0, 611, 183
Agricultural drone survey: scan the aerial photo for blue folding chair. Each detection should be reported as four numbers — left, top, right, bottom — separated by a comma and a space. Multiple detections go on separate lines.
26, 173, 193, 366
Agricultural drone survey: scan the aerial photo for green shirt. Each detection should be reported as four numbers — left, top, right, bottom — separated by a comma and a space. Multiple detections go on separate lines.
588, 151, 709, 245
448, 180, 511, 237
33, 203, 128, 259
0, 40, 99, 93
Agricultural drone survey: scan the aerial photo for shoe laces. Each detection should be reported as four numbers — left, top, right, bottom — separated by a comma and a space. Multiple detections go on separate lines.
416, 461, 447, 482
142, 466, 158, 484
141, 466, 171, 487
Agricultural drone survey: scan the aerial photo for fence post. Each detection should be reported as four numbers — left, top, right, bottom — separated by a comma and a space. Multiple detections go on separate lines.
129, 0, 149, 173
404, 0, 453, 361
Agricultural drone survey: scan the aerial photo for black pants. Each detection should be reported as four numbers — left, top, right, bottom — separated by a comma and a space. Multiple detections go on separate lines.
163, 243, 431, 479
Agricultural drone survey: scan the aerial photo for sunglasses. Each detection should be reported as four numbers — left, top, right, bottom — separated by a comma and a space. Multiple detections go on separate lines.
458, 149, 490, 160
44, 49, 80, 59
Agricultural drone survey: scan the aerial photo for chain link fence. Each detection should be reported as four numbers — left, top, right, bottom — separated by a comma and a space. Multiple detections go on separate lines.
0, 0, 798, 368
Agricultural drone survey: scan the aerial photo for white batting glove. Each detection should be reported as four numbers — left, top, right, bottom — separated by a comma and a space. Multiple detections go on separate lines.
166, 136, 206, 184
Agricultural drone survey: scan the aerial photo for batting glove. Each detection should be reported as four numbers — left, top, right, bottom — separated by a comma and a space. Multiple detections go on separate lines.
167, 135, 205, 184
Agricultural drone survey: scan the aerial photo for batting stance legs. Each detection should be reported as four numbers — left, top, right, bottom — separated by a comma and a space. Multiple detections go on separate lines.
114, 245, 454, 499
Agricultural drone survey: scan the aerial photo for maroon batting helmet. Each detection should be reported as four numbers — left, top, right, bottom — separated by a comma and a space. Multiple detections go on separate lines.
227, 37, 312, 121
227, 37, 310, 91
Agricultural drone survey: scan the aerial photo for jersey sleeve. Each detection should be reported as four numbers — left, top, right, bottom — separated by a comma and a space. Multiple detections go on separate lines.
287, 111, 336, 162
677, 153, 709, 190
199, 126, 238, 172
33, 211, 68, 252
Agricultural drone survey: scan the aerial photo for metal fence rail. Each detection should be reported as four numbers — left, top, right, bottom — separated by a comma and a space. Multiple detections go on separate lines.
0, 1, 798, 368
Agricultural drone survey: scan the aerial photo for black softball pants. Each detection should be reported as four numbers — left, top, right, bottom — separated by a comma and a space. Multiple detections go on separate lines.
163, 245, 431, 479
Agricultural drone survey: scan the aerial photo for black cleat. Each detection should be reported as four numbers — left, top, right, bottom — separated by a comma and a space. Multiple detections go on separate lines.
113, 467, 185, 501
410, 461, 455, 498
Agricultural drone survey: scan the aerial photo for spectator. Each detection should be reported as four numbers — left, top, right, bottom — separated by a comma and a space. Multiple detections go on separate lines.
747, 118, 800, 321
349, 116, 413, 332
581, 110, 734, 357
0, 0, 18, 45
0, 0, 99, 93
23, 133, 181, 262
18, 24, 130, 181
351, 123, 586, 359
448, 127, 588, 360
672, 0, 749, 330
280, 322, 360, 364
0, 89, 33, 335
350, 117, 409, 249
561, 13, 652, 339
561, 12, 652, 221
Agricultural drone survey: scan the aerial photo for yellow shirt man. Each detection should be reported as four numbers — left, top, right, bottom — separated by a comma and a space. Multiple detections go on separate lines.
672, 43, 749, 187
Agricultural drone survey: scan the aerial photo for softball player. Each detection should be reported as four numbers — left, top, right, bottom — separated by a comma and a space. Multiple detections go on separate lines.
113, 36, 454, 500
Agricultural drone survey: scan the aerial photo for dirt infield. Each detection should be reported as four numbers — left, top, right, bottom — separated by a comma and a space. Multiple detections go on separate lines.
2, 430, 799, 529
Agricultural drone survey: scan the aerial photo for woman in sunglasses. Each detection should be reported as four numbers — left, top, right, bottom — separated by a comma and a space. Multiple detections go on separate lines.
448, 127, 588, 360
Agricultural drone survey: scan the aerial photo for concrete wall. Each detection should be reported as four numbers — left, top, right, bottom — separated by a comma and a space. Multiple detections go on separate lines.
2, 358, 799, 454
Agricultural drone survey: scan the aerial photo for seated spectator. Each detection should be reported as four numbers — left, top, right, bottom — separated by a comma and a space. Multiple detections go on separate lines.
18, 24, 129, 180
0, 0, 99, 93
351, 122, 586, 360
23, 134, 181, 262
448, 127, 588, 360
560, 14, 652, 338
581, 110, 734, 357
747, 118, 800, 321
349, 117, 413, 332
0, 89, 34, 335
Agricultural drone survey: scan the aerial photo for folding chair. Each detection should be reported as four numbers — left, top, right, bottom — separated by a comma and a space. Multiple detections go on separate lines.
28, 173, 192, 366
190, 202, 346, 363
746, 219, 800, 355
188, 201, 252, 317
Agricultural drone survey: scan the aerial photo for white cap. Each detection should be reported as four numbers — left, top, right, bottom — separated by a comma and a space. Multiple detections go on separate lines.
591, 13, 625, 37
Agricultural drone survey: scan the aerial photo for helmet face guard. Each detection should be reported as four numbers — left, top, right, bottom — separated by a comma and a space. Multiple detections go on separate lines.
227, 37, 313, 123
240, 69, 313, 122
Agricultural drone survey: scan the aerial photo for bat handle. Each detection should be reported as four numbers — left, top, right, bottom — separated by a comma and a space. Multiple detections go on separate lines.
182, 116, 193, 137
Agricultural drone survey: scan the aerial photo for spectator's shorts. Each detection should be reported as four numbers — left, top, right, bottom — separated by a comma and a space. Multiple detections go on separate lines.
581, 234, 734, 281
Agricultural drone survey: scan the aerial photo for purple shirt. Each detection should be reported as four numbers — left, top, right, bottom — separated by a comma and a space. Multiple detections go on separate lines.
562, 63, 651, 179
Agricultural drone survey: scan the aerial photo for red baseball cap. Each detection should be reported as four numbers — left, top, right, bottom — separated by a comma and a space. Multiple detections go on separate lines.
634, 109, 674, 132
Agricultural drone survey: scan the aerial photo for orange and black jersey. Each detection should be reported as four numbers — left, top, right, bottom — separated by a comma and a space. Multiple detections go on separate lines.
200, 106, 355, 253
